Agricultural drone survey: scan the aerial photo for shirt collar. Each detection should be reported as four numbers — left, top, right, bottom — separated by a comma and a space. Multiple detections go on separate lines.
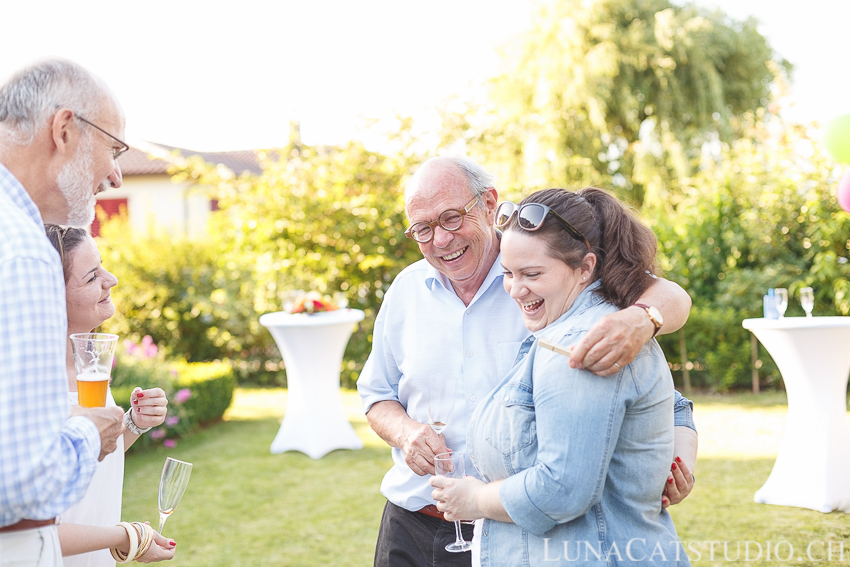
0, 161, 45, 229
424, 252, 506, 306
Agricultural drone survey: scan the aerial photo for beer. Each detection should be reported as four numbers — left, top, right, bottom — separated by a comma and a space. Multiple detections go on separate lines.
77, 370, 110, 408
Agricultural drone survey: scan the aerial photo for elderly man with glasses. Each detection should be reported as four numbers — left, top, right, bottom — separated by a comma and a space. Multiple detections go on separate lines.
0, 59, 127, 566
358, 156, 698, 567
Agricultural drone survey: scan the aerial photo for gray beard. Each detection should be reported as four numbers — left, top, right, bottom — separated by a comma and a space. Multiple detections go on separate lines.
56, 135, 98, 228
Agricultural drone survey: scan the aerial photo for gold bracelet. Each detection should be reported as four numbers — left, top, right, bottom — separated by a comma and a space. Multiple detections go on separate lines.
110, 522, 139, 564
133, 522, 154, 560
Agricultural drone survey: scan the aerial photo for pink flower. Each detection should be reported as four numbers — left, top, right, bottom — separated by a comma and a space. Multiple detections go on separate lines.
149, 428, 166, 440
141, 336, 158, 358
165, 416, 180, 427
163, 439, 176, 449
174, 389, 192, 404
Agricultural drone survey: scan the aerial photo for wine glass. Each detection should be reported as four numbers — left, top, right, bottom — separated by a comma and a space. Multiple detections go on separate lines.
434, 451, 473, 553
800, 287, 815, 318
428, 373, 459, 435
775, 288, 788, 318
157, 457, 193, 535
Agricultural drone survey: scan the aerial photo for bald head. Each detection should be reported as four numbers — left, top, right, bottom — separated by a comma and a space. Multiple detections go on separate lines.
405, 156, 495, 207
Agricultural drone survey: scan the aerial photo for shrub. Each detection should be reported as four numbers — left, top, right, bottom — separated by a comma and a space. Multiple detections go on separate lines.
111, 338, 235, 451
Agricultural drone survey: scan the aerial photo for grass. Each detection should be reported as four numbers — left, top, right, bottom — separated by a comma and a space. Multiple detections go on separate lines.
123, 389, 850, 566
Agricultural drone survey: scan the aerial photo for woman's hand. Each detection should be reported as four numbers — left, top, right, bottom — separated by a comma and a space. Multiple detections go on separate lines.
136, 523, 176, 563
430, 475, 487, 522
661, 457, 695, 508
130, 387, 168, 430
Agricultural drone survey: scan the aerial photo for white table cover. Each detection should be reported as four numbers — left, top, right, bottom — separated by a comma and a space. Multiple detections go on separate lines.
259, 309, 365, 459
742, 316, 850, 512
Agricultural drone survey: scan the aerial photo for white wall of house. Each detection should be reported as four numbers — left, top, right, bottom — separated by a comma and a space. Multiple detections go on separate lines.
98, 174, 214, 238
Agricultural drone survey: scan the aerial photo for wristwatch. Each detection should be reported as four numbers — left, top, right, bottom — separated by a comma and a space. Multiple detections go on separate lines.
124, 409, 152, 436
633, 303, 663, 337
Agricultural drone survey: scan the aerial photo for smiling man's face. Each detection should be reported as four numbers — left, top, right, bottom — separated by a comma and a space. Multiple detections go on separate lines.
405, 159, 498, 287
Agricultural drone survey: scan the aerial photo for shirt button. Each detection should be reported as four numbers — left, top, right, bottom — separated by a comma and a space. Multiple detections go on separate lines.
466, 309, 471, 314
470, 395, 476, 402
467, 350, 473, 357
504, 396, 509, 401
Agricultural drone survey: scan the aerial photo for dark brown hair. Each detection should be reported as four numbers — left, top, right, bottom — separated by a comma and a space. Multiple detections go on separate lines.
44, 224, 89, 283
503, 187, 659, 308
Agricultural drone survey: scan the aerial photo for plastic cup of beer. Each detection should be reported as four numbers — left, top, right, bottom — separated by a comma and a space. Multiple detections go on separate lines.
69, 333, 118, 408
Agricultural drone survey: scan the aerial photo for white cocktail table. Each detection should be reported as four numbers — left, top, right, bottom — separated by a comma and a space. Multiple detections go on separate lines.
259, 309, 365, 459
742, 316, 850, 512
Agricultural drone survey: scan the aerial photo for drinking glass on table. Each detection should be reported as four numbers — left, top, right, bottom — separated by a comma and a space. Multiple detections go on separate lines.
69, 333, 118, 408
428, 372, 459, 435
158, 457, 193, 536
775, 288, 788, 318
434, 451, 473, 553
800, 287, 815, 317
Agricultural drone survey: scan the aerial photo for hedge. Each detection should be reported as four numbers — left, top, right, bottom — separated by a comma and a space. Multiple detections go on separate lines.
111, 358, 235, 451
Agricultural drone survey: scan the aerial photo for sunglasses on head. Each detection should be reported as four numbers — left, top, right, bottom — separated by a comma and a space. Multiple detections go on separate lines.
495, 201, 591, 251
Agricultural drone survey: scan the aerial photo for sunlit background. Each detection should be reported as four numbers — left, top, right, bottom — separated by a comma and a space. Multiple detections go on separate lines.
2, 0, 847, 151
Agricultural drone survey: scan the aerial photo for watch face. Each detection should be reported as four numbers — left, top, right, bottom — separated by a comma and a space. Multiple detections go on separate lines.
648, 306, 663, 327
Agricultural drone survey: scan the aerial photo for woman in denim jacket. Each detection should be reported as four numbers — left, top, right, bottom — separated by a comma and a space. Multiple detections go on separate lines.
431, 188, 690, 566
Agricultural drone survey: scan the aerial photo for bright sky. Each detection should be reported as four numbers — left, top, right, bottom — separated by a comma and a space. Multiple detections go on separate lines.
2, 0, 847, 152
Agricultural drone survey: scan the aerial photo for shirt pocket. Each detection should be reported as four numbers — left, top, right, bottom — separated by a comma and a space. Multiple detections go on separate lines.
484, 381, 537, 466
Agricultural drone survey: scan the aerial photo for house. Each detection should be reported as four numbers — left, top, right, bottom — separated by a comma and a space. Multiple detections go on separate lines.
95, 141, 265, 238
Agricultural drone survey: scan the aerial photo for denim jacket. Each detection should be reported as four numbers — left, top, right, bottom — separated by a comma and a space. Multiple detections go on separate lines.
467, 283, 690, 566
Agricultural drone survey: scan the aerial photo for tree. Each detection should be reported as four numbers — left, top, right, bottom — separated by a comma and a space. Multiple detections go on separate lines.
441, 0, 785, 207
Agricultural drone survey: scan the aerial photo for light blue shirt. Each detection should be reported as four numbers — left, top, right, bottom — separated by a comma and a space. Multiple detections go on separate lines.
0, 162, 101, 527
358, 255, 695, 513
469, 282, 690, 566
357, 256, 529, 511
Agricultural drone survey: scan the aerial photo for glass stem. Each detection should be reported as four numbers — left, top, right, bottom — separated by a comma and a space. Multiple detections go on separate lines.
453, 520, 465, 544
158, 513, 168, 535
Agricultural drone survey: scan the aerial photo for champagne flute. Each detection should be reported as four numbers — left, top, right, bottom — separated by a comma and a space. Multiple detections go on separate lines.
428, 372, 458, 435
775, 288, 788, 318
157, 457, 193, 535
434, 451, 473, 553
800, 287, 815, 318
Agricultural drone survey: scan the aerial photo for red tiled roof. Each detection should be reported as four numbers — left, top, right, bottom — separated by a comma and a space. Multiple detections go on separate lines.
118, 141, 267, 176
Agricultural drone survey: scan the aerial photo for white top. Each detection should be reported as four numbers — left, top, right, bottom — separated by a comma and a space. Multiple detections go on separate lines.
60, 389, 125, 567
356, 257, 530, 511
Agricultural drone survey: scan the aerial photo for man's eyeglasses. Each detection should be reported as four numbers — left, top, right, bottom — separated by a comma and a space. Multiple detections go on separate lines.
495, 201, 591, 251
74, 113, 129, 160
404, 195, 480, 244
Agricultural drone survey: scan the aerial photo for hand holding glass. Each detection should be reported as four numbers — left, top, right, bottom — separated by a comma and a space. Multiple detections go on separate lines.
800, 287, 814, 317
69, 333, 118, 408
158, 458, 193, 535
428, 373, 458, 435
434, 451, 473, 553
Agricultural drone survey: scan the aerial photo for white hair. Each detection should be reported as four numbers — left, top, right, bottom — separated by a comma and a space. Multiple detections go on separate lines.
0, 59, 116, 147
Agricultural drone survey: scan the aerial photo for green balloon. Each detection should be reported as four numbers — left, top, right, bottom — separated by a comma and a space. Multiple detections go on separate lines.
825, 114, 850, 163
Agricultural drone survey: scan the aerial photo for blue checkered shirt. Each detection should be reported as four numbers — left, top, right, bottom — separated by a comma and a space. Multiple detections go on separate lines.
0, 162, 100, 527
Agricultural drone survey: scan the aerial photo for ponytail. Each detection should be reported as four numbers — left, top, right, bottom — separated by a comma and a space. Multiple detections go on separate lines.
577, 187, 658, 308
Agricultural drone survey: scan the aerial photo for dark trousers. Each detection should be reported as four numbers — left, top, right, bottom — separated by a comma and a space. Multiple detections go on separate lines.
374, 501, 475, 567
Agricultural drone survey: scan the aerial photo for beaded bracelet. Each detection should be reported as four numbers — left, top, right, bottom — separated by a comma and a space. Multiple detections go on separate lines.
110, 522, 139, 564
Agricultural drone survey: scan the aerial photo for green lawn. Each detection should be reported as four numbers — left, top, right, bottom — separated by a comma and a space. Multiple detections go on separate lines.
123, 389, 850, 566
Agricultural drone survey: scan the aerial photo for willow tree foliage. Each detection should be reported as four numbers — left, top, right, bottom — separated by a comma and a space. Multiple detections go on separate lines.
442, 0, 785, 206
